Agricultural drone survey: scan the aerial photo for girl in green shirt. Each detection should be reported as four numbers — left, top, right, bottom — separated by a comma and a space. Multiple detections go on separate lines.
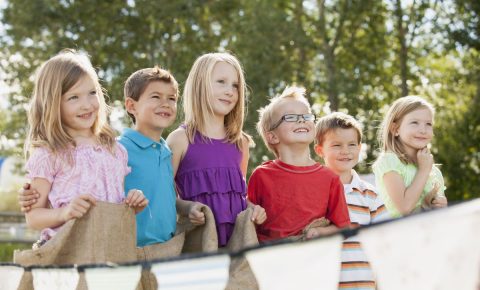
373, 96, 447, 218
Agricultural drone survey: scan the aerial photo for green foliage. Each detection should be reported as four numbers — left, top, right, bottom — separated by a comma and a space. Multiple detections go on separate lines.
0, 1, 478, 201
0, 243, 30, 262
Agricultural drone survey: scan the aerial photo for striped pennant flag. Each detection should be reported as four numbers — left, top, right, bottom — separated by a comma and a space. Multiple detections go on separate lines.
32, 268, 79, 290
359, 199, 480, 290
84, 265, 142, 290
151, 254, 230, 290
246, 235, 343, 290
0, 265, 24, 290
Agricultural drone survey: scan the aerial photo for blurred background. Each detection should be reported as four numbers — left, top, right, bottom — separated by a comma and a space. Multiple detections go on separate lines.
0, 0, 479, 258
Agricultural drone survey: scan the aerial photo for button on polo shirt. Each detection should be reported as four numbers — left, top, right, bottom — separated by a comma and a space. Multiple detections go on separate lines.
118, 128, 177, 247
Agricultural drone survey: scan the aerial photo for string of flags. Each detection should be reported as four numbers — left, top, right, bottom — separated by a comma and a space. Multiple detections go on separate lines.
1, 198, 479, 290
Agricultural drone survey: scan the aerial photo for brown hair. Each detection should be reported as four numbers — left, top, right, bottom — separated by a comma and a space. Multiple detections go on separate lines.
124, 66, 179, 124
315, 112, 363, 146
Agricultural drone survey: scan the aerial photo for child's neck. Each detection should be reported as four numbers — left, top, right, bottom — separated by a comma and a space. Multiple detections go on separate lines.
336, 169, 353, 185
69, 130, 96, 146
135, 125, 163, 142
202, 119, 227, 139
277, 145, 315, 166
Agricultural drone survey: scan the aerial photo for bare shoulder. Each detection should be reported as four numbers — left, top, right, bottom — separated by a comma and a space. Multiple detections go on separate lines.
166, 127, 189, 151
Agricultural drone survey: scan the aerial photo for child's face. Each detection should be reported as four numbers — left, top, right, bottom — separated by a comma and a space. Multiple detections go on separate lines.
315, 128, 361, 175
395, 108, 433, 155
268, 99, 315, 147
60, 75, 99, 138
209, 61, 239, 117
127, 81, 178, 137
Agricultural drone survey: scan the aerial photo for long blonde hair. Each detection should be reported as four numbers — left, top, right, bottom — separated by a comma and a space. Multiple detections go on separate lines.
378, 95, 435, 164
183, 52, 251, 149
25, 49, 116, 159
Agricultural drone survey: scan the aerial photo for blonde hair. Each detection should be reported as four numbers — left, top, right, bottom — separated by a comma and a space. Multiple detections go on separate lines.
315, 112, 363, 146
257, 86, 311, 157
183, 52, 251, 149
378, 95, 435, 164
124, 66, 179, 124
25, 49, 116, 159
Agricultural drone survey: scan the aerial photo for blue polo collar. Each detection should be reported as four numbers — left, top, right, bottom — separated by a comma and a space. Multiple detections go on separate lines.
122, 128, 165, 149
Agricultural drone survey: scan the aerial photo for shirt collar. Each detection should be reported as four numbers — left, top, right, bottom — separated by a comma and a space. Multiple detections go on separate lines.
122, 128, 165, 149
344, 169, 375, 194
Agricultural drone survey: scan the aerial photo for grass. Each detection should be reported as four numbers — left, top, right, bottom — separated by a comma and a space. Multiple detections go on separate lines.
0, 243, 31, 262
0, 189, 21, 212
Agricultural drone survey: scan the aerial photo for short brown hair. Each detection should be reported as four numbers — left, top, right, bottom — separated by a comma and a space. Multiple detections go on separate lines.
124, 66, 179, 124
315, 112, 363, 146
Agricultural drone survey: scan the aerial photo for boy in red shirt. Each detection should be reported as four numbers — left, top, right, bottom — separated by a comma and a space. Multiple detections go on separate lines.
248, 86, 350, 242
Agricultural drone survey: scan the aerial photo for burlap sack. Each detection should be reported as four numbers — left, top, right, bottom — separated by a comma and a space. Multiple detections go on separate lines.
135, 232, 186, 290
14, 202, 138, 290
177, 205, 218, 253
225, 207, 260, 290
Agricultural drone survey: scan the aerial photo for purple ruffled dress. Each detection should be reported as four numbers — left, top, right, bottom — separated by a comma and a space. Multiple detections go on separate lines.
175, 130, 247, 247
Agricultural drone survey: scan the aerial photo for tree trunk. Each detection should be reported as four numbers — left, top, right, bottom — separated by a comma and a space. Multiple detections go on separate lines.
395, 0, 409, 97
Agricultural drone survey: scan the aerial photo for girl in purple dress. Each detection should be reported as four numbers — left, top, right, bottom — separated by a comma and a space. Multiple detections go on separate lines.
167, 52, 266, 246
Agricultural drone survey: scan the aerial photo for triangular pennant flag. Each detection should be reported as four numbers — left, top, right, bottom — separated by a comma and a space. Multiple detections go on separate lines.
84, 265, 142, 290
359, 199, 480, 290
32, 268, 79, 290
246, 235, 343, 290
151, 255, 230, 290
0, 265, 24, 290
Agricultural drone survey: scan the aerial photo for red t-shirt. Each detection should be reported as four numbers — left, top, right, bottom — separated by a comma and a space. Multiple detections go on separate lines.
248, 160, 350, 242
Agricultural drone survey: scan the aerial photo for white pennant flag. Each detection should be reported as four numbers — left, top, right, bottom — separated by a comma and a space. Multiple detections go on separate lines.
151, 254, 230, 290
32, 268, 79, 290
85, 265, 142, 290
0, 265, 24, 290
359, 199, 480, 290
246, 235, 343, 290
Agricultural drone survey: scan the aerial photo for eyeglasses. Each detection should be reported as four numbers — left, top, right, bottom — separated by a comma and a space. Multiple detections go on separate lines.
270, 113, 316, 131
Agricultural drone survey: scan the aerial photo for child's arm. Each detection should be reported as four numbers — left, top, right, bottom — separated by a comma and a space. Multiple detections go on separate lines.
383, 147, 433, 215
18, 183, 39, 212
125, 189, 149, 214
305, 225, 339, 239
240, 135, 250, 177
25, 178, 96, 230
166, 128, 189, 176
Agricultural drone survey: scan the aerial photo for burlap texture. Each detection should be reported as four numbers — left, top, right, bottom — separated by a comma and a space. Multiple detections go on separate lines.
177, 205, 218, 253
14, 202, 138, 290
225, 207, 260, 290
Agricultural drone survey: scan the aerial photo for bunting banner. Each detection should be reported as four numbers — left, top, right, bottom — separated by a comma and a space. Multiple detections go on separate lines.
151, 254, 230, 290
31, 268, 79, 290
246, 235, 343, 290
84, 265, 142, 290
0, 265, 24, 290
358, 199, 480, 290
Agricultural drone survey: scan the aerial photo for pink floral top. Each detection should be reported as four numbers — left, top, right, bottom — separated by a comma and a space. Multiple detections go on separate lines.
25, 142, 131, 240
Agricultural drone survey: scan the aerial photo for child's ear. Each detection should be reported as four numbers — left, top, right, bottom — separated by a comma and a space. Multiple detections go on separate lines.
125, 97, 136, 115
391, 122, 399, 137
266, 131, 279, 145
314, 144, 323, 158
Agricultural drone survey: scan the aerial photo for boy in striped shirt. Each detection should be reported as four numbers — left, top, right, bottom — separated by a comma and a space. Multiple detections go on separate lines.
314, 112, 390, 290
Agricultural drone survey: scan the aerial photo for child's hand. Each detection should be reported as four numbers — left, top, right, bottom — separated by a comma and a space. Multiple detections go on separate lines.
60, 194, 96, 222
417, 147, 434, 172
251, 205, 267, 225
125, 189, 149, 214
18, 183, 40, 213
431, 196, 448, 208
188, 202, 205, 225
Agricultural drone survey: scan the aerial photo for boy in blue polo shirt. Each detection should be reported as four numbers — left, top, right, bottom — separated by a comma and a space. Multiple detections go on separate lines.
120, 66, 205, 246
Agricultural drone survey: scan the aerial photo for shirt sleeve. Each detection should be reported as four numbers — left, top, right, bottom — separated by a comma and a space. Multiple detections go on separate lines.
372, 153, 404, 178
326, 176, 351, 228
115, 142, 131, 177
25, 147, 57, 183
369, 189, 391, 223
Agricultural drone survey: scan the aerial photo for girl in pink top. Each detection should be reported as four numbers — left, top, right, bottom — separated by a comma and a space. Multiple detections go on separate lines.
24, 50, 148, 244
